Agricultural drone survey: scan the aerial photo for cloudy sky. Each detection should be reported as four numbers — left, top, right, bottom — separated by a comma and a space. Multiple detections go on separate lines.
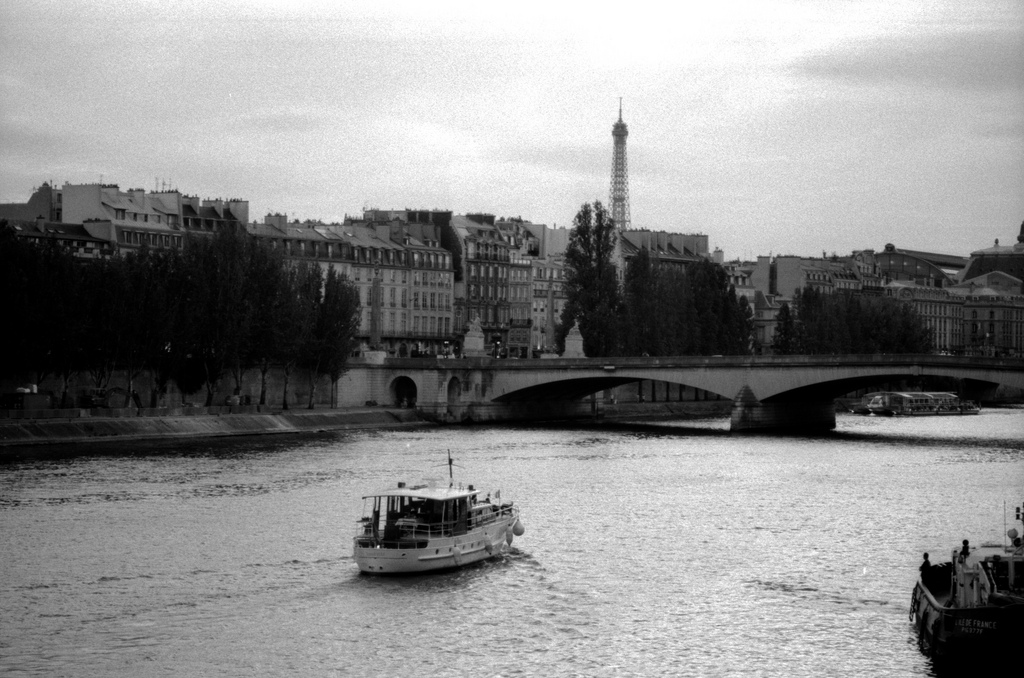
2, 0, 1021, 260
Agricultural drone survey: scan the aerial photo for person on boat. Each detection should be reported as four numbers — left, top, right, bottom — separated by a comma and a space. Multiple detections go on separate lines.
959, 540, 970, 558
919, 553, 932, 588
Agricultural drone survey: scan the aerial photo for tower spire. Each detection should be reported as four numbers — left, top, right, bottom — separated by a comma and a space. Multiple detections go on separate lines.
609, 99, 631, 231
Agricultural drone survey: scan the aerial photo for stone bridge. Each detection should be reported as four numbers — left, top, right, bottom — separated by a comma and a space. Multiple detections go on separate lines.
352, 354, 1024, 432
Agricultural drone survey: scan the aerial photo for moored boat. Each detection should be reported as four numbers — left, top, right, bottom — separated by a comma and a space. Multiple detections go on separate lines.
353, 454, 524, 575
864, 391, 979, 416
910, 504, 1024, 659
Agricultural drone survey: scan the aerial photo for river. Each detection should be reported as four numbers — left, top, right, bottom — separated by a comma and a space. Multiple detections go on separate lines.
1, 409, 1022, 677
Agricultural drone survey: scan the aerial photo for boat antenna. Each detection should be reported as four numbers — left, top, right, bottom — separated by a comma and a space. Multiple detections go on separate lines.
437, 449, 463, 487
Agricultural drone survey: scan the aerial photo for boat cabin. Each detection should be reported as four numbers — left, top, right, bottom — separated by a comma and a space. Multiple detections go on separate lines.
356, 482, 504, 549
867, 391, 976, 415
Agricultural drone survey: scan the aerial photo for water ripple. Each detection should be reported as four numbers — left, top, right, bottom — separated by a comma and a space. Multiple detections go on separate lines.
2, 415, 1021, 676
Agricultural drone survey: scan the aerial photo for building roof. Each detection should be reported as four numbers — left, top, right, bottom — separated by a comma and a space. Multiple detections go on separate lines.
619, 230, 701, 264
898, 249, 968, 271
451, 214, 505, 241
8, 220, 104, 241
950, 270, 1024, 296
247, 223, 288, 238
961, 230, 1024, 281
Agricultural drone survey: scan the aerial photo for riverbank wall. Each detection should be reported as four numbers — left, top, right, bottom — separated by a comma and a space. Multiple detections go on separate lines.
0, 406, 431, 448
0, 400, 734, 449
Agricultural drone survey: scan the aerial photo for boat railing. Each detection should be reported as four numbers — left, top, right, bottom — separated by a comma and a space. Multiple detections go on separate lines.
354, 502, 517, 545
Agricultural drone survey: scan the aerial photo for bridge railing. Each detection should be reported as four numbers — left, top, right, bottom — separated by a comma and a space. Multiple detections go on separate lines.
378, 354, 1023, 370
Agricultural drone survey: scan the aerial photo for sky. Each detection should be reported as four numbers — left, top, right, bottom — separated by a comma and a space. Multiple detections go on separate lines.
2, 0, 1022, 261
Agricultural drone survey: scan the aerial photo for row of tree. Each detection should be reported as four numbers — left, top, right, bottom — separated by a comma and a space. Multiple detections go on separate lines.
772, 286, 932, 355
557, 201, 753, 357
556, 201, 932, 358
0, 223, 361, 408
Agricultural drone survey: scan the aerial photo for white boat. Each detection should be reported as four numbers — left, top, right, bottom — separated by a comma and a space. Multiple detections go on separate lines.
863, 391, 980, 416
353, 456, 524, 575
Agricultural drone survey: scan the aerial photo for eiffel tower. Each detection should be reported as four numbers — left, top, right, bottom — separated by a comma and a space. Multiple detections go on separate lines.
609, 98, 631, 230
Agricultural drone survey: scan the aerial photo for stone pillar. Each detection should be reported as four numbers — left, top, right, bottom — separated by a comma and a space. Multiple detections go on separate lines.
730, 385, 836, 432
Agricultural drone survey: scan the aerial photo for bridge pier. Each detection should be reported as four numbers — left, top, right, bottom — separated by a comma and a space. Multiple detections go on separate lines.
730, 386, 836, 433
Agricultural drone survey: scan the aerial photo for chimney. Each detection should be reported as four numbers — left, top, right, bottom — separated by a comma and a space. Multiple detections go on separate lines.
128, 188, 147, 207
203, 198, 224, 218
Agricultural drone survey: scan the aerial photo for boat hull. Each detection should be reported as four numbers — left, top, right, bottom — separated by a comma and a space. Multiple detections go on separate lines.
868, 410, 979, 416
354, 513, 519, 575
911, 581, 1024, 658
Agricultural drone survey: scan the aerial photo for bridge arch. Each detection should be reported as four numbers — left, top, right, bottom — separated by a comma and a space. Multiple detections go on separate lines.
492, 375, 734, 403
390, 376, 417, 408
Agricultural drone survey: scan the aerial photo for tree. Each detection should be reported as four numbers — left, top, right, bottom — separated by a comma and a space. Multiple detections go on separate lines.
175, 227, 254, 406
622, 249, 660, 355
79, 257, 129, 393
225, 234, 282, 397
786, 286, 933, 355
0, 226, 90, 403
734, 294, 755, 354
300, 266, 361, 408
278, 261, 320, 410
681, 259, 752, 356
559, 201, 623, 357
135, 247, 184, 407
773, 303, 796, 354
246, 245, 290, 406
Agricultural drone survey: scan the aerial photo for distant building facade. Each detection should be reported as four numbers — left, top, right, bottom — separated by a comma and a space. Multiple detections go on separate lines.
250, 213, 454, 358
884, 281, 963, 353
948, 271, 1024, 357
2, 219, 115, 260
2, 181, 248, 257
0, 181, 62, 222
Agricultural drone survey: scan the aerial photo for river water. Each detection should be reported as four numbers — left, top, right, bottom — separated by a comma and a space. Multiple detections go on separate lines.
1, 409, 1022, 677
